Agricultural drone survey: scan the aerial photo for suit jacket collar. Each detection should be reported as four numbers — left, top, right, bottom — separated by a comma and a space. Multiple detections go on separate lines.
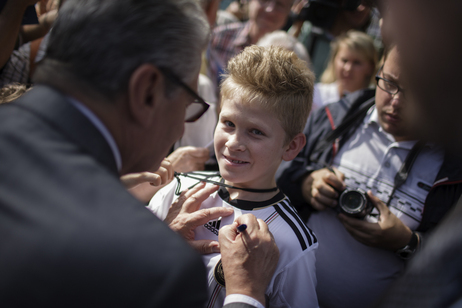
15, 85, 119, 176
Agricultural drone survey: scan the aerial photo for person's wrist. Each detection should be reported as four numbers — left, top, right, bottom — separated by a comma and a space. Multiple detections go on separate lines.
395, 230, 419, 260
226, 284, 266, 307
301, 173, 313, 203
224, 294, 265, 308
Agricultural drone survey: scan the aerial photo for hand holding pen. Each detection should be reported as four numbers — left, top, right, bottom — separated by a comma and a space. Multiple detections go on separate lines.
218, 214, 279, 307
237, 224, 247, 233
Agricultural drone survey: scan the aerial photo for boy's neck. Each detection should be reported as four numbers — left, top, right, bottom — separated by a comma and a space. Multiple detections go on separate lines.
224, 176, 279, 202
227, 188, 280, 202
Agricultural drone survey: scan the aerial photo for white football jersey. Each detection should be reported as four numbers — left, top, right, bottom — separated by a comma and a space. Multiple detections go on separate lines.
148, 172, 319, 308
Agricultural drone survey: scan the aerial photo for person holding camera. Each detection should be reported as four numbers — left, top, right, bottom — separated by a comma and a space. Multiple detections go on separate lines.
291, 0, 380, 81
277, 43, 462, 308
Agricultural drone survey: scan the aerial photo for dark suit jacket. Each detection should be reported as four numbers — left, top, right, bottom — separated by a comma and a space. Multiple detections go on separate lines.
0, 86, 209, 307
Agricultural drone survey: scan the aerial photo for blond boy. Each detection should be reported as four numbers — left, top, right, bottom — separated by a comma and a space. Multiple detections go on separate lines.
149, 45, 317, 308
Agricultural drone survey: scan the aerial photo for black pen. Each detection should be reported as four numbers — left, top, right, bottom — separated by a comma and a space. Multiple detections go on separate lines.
237, 224, 247, 233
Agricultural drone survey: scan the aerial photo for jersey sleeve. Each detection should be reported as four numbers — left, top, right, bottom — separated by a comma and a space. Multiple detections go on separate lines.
270, 246, 319, 308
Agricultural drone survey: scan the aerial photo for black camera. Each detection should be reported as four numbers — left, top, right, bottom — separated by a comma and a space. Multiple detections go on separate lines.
297, 0, 362, 29
336, 187, 373, 218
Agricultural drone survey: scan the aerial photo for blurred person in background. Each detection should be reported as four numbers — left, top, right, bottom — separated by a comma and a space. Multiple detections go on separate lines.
312, 29, 377, 111
290, 0, 381, 81
208, 0, 294, 94
0, 0, 60, 87
370, 0, 462, 305
257, 29, 310, 65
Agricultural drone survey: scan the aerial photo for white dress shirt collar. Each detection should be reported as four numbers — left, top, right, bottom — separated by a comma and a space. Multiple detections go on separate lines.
67, 97, 122, 172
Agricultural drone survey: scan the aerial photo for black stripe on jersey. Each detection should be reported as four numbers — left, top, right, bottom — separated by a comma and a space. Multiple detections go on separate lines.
274, 200, 317, 250
274, 204, 307, 251
280, 199, 317, 246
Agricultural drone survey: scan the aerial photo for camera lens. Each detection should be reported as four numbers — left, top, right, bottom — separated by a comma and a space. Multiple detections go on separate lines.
339, 189, 367, 215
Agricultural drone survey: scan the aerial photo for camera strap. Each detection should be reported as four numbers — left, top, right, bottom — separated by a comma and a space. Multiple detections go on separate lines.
310, 97, 375, 162
173, 171, 278, 196
386, 140, 426, 206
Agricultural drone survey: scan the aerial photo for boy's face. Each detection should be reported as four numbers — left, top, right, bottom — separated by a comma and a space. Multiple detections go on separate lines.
214, 97, 290, 189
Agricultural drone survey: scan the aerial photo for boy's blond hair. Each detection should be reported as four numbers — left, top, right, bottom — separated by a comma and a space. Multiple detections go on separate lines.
220, 45, 315, 144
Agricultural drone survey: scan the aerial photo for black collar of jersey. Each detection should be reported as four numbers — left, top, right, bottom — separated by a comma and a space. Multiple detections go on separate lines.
218, 186, 286, 210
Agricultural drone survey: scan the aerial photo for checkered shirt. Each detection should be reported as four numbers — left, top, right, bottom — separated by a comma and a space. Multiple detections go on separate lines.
208, 21, 252, 92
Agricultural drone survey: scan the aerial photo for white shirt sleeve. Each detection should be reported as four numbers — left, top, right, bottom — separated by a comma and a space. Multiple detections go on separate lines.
224, 294, 265, 308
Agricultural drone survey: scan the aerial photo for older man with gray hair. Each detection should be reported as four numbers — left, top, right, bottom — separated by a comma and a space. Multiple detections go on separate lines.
0, 1, 279, 307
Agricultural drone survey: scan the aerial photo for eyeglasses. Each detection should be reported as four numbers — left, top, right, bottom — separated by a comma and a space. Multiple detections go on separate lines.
256, 0, 291, 12
159, 67, 210, 123
375, 66, 405, 97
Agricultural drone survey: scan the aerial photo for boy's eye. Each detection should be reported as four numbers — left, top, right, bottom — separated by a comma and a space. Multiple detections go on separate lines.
251, 129, 263, 136
224, 120, 235, 127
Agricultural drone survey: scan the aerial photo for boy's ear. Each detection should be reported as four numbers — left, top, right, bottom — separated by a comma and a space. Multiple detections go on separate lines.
127, 64, 163, 127
282, 133, 306, 161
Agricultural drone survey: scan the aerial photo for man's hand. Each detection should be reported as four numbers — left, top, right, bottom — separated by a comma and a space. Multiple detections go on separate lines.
166, 182, 234, 254
302, 167, 346, 211
219, 214, 279, 307
120, 159, 174, 189
167, 146, 210, 173
338, 191, 413, 251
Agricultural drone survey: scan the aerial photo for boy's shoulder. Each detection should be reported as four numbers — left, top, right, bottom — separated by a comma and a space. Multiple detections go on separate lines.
264, 197, 318, 255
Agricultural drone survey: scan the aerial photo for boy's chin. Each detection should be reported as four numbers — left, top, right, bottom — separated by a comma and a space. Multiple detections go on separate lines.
219, 170, 246, 184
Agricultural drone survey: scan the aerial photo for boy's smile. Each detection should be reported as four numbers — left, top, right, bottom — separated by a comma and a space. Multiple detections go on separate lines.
214, 97, 290, 192
223, 155, 250, 166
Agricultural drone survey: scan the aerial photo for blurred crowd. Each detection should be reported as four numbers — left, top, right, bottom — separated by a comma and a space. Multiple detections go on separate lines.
2, 1, 462, 307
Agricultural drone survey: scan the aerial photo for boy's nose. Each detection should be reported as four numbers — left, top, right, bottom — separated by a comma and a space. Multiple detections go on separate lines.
226, 133, 246, 151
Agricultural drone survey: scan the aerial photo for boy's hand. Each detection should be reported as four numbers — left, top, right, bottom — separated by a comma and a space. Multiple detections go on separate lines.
166, 182, 234, 254
219, 214, 279, 307
302, 167, 346, 211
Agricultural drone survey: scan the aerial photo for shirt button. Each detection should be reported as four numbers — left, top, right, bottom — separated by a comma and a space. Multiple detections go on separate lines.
384, 162, 391, 168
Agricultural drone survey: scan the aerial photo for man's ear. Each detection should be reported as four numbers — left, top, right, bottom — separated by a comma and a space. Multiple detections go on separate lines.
127, 64, 163, 127
282, 133, 306, 161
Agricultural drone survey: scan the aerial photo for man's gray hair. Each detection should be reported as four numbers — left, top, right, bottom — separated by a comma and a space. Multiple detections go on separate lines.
40, 0, 209, 99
